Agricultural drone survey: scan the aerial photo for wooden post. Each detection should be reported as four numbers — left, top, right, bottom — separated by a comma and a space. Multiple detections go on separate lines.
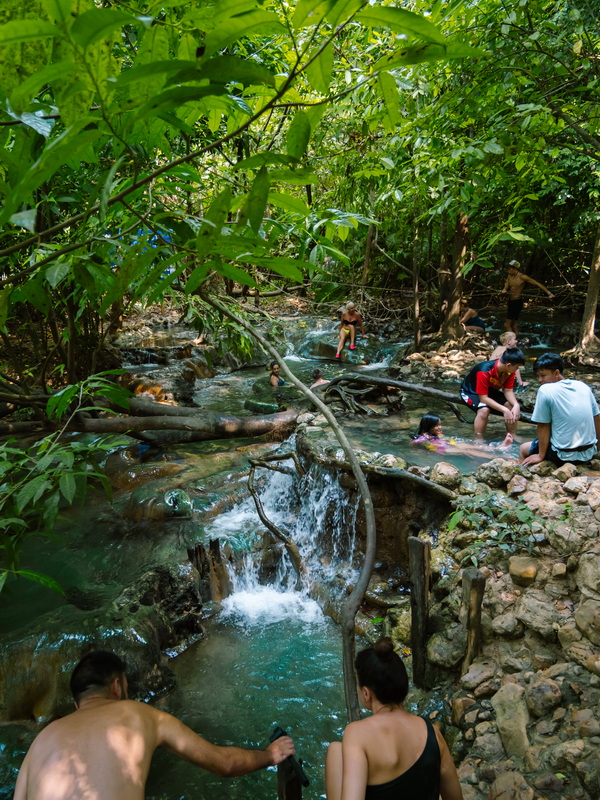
409, 536, 431, 688
277, 758, 303, 800
460, 568, 486, 674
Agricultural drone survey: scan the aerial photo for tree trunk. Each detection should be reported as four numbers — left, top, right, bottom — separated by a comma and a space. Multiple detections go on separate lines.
576, 220, 600, 352
440, 212, 467, 339
73, 407, 299, 440
361, 188, 376, 286
438, 209, 450, 310
413, 214, 421, 350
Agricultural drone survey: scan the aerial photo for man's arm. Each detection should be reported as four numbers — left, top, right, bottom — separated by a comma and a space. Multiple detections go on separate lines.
503, 389, 520, 420
522, 273, 554, 298
156, 710, 295, 777
594, 414, 600, 448
522, 422, 551, 466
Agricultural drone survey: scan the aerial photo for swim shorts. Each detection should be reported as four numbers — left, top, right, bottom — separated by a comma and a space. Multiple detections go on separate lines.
460, 387, 507, 414
506, 298, 524, 320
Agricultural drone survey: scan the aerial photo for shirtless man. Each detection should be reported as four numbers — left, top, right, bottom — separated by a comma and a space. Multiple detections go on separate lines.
502, 260, 554, 335
14, 651, 295, 800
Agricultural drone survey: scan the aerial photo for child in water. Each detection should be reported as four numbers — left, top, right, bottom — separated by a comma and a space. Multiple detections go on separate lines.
411, 414, 513, 455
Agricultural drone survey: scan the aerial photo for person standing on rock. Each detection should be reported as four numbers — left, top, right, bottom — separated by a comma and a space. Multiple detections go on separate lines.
14, 650, 295, 800
335, 302, 365, 358
502, 261, 554, 335
520, 353, 600, 467
460, 348, 525, 441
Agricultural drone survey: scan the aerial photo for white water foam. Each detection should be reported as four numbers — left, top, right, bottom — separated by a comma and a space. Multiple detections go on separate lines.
221, 585, 325, 626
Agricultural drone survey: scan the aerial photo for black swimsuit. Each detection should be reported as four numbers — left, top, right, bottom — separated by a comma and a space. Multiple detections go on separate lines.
364, 718, 440, 800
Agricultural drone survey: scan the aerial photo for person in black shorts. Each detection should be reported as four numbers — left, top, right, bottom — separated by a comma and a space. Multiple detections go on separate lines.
502, 261, 554, 335
460, 347, 525, 440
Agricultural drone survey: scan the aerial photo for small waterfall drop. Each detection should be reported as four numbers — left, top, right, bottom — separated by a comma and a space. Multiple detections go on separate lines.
202, 437, 360, 623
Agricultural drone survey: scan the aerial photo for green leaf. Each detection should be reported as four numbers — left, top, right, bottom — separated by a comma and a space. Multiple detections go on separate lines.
483, 140, 504, 154
268, 192, 311, 216
170, 55, 276, 88
292, 0, 334, 28
196, 188, 232, 261
326, 0, 364, 28
234, 153, 298, 171
213, 261, 257, 287
203, 11, 285, 60
16, 569, 64, 594
0, 20, 58, 44
46, 384, 80, 420
448, 509, 464, 531
269, 168, 318, 185
59, 472, 77, 504
377, 72, 401, 126
287, 111, 311, 160
15, 475, 52, 512
100, 157, 125, 221
240, 256, 305, 282
133, 85, 230, 121
185, 264, 210, 294
45, 260, 71, 289
356, 7, 446, 44
0, 572, 7, 593
242, 166, 270, 233
71, 9, 136, 49
9, 209, 37, 232
374, 42, 487, 71
306, 41, 334, 94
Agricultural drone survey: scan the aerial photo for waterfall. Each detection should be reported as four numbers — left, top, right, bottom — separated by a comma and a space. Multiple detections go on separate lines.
202, 437, 360, 624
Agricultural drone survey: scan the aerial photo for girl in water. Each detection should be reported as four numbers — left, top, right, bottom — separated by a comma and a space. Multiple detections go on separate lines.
325, 637, 463, 800
269, 361, 285, 387
411, 413, 513, 454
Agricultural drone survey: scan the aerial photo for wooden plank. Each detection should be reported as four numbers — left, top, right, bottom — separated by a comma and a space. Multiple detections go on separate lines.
460, 568, 486, 674
409, 536, 431, 688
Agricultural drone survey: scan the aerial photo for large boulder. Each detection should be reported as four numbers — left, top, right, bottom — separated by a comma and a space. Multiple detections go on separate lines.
525, 677, 562, 717
491, 683, 530, 759
427, 626, 467, 668
515, 590, 560, 641
474, 459, 521, 488
574, 599, 600, 645
575, 551, 600, 601
430, 461, 462, 490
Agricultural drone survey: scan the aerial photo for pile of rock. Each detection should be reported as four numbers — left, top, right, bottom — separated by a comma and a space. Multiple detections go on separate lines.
423, 457, 600, 799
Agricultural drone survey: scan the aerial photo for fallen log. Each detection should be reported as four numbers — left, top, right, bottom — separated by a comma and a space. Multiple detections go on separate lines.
72, 408, 299, 443
325, 374, 534, 424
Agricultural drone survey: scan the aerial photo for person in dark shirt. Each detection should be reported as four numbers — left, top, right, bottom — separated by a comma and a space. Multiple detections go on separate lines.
325, 638, 462, 800
460, 347, 525, 440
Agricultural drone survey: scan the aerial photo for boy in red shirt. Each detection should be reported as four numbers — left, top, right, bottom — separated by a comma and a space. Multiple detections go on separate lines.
460, 348, 525, 440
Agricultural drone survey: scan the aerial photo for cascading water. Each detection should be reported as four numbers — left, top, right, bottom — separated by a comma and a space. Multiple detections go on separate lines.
204, 436, 360, 606
146, 439, 356, 799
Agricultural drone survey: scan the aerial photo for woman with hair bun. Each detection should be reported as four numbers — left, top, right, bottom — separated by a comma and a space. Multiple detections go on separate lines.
325, 637, 463, 800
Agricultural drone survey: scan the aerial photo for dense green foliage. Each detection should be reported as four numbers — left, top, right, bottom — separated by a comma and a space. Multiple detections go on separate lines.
0, 0, 599, 590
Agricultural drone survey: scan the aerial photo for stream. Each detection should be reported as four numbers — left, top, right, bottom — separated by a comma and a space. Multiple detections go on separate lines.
0, 309, 580, 798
